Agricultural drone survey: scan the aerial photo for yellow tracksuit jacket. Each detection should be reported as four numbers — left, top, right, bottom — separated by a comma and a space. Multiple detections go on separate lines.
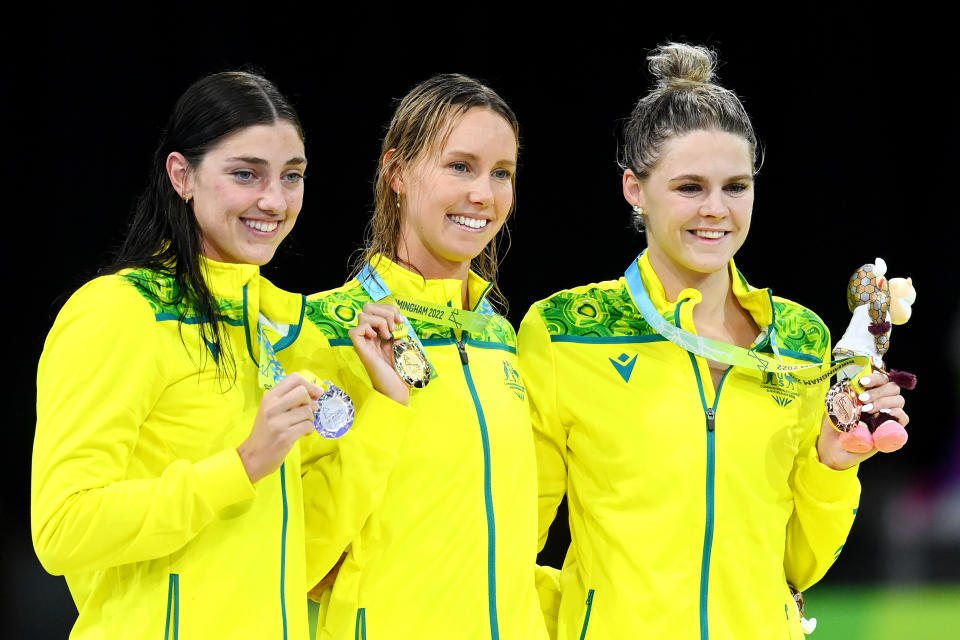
301, 255, 547, 640
32, 258, 409, 639
518, 253, 860, 640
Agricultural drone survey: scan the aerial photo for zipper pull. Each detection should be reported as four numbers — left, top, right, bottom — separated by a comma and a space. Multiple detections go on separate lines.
706, 407, 716, 432
457, 340, 469, 365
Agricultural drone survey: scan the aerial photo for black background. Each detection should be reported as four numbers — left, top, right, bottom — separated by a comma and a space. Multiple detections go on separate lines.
5, 8, 958, 638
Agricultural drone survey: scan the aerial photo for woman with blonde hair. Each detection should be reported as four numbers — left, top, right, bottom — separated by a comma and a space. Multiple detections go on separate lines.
300, 73, 547, 639
520, 43, 910, 639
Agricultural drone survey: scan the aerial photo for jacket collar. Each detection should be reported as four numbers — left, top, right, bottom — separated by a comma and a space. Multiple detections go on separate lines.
199, 256, 259, 299
367, 254, 493, 312
636, 251, 774, 331
198, 256, 304, 328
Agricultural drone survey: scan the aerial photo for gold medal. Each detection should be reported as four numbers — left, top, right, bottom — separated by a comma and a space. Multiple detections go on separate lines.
393, 338, 431, 388
825, 380, 861, 432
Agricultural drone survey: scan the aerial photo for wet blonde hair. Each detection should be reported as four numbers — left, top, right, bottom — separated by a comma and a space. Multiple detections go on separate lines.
357, 73, 519, 312
621, 43, 758, 230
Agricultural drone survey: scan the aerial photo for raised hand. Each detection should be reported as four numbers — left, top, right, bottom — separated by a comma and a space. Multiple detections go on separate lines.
817, 371, 910, 470
349, 303, 410, 406
238, 373, 322, 483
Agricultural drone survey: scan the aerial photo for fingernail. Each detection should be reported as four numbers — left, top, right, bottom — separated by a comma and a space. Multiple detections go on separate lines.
880, 408, 891, 414
860, 376, 871, 385
858, 392, 871, 402
861, 403, 874, 413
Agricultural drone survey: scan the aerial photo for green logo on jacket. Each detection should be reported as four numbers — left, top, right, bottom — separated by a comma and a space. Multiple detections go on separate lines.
503, 361, 525, 400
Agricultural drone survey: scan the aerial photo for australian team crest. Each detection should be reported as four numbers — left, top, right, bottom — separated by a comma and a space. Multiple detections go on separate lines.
760, 371, 799, 407
502, 361, 526, 400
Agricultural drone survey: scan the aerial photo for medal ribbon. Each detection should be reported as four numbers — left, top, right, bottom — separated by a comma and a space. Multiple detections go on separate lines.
358, 264, 439, 380
357, 264, 492, 333
623, 252, 869, 387
257, 323, 287, 390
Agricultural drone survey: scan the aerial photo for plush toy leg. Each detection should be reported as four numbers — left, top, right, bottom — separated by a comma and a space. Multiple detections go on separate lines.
872, 419, 908, 453
838, 423, 874, 453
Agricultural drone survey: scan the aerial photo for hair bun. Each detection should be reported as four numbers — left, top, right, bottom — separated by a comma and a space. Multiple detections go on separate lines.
648, 42, 717, 88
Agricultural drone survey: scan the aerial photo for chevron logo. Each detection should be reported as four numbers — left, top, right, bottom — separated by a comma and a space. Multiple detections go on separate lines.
609, 352, 638, 383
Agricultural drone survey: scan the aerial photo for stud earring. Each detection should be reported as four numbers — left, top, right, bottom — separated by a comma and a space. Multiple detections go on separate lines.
632, 204, 646, 232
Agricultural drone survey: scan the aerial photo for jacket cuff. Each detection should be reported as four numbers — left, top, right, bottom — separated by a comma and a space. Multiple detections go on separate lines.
796, 442, 860, 504
195, 448, 257, 512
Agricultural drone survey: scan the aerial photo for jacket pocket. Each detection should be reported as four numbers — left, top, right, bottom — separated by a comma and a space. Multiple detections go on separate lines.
578, 589, 595, 640
354, 607, 366, 640
164, 573, 180, 640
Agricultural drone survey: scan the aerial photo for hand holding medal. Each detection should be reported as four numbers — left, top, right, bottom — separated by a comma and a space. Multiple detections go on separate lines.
819, 258, 916, 470
348, 303, 414, 405
238, 372, 326, 484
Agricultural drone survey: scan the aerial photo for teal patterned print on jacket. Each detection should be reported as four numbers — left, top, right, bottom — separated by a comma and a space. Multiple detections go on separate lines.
306, 281, 517, 347
536, 278, 828, 362
771, 300, 830, 361
535, 281, 666, 339
123, 269, 245, 325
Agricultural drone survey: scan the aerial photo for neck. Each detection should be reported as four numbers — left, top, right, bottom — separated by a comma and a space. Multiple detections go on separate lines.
647, 249, 732, 315
395, 243, 471, 308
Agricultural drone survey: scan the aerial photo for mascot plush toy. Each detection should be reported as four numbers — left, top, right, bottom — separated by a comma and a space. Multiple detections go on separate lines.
827, 258, 917, 453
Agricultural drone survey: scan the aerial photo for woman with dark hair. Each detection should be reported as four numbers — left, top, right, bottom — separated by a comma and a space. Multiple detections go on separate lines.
300, 74, 548, 639
520, 44, 910, 638
32, 71, 410, 639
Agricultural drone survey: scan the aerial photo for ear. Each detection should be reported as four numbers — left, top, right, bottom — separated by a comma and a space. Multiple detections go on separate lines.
622, 169, 645, 209
166, 152, 194, 201
382, 148, 403, 194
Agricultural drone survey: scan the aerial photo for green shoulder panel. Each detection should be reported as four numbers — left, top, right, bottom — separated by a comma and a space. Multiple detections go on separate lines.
472, 313, 517, 347
772, 298, 830, 361
304, 283, 372, 340
533, 280, 664, 338
122, 269, 244, 325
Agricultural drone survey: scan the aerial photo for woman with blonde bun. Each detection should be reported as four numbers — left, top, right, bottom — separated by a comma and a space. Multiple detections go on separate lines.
520, 43, 910, 639
300, 74, 548, 640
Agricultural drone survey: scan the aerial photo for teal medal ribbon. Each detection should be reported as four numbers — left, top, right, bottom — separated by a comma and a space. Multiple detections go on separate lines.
257, 323, 354, 438
358, 263, 438, 383
622, 252, 868, 386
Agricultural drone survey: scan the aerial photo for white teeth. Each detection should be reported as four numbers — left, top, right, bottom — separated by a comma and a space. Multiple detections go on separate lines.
244, 219, 279, 232
448, 215, 489, 229
693, 230, 725, 239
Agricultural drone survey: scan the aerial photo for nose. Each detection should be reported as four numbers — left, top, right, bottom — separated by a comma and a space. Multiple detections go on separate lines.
258, 178, 287, 214
469, 176, 495, 208
699, 188, 727, 218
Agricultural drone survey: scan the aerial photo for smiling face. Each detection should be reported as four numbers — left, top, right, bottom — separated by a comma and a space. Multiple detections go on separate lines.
394, 107, 517, 279
177, 122, 306, 265
624, 128, 754, 288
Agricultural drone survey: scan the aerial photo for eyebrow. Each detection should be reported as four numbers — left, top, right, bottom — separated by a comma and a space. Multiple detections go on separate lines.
226, 156, 308, 166
444, 150, 517, 167
669, 173, 753, 182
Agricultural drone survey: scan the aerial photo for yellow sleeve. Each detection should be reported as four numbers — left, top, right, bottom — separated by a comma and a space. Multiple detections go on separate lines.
784, 339, 861, 591
299, 350, 413, 589
518, 305, 567, 552
518, 304, 565, 637
32, 277, 256, 576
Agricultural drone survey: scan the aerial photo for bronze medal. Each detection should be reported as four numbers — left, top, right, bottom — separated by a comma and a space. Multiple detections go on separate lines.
393, 338, 431, 389
825, 380, 861, 432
